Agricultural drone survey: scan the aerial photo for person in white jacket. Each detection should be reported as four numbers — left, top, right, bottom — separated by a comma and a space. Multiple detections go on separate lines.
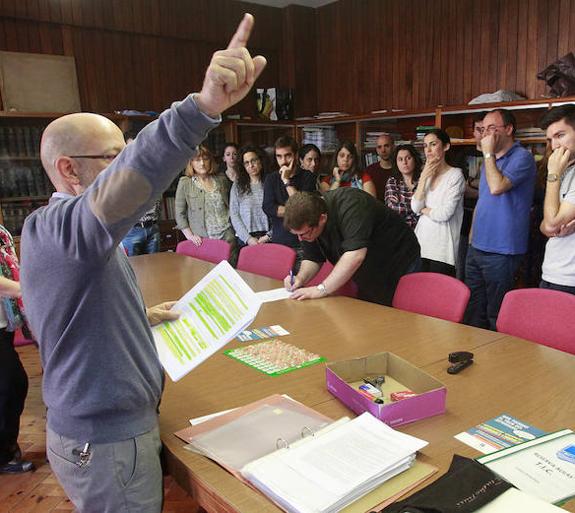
411, 128, 465, 276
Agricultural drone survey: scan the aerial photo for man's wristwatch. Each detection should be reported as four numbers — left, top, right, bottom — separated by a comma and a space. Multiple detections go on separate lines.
483, 152, 495, 160
547, 173, 559, 183
316, 283, 327, 296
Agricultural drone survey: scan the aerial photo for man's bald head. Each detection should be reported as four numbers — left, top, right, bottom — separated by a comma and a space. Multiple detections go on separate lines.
41, 113, 125, 193
376, 134, 394, 162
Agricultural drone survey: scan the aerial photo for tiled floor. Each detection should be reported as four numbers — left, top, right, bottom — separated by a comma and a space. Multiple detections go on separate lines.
0, 345, 200, 513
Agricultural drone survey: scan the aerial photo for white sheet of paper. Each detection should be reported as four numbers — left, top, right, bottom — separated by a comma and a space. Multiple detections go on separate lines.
476, 488, 565, 512
255, 287, 292, 303
152, 261, 261, 381
189, 408, 238, 426
242, 412, 428, 513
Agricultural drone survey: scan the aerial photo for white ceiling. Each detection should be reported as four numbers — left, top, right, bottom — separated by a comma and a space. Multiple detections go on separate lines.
237, 0, 336, 8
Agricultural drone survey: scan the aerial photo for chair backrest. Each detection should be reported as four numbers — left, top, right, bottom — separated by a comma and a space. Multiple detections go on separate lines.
307, 261, 358, 298
13, 328, 35, 347
236, 243, 296, 280
392, 272, 471, 323
496, 288, 575, 355
176, 239, 231, 264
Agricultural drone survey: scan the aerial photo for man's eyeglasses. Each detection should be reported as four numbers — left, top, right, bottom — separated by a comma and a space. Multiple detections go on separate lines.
243, 158, 260, 166
69, 154, 118, 162
474, 127, 485, 134
484, 124, 507, 133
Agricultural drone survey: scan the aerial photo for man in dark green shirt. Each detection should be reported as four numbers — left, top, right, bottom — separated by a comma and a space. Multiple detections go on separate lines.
283, 189, 420, 305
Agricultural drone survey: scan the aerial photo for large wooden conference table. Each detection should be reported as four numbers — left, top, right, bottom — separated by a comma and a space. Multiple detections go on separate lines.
131, 252, 575, 513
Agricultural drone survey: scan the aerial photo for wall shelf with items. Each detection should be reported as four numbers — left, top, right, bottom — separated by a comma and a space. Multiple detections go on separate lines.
0, 111, 161, 250
0, 113, 58, 241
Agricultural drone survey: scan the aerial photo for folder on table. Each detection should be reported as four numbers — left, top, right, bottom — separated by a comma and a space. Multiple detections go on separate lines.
176, 394, 431, 513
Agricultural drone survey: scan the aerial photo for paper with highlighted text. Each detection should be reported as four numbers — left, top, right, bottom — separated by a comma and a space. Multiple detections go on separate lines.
152, 261, 261, 381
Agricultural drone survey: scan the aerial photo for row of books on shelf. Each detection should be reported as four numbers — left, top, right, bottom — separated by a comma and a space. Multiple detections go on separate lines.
0, 166, 55, 198
363, 130, 402, 149
0, 126, 43, 158
1, 204, 43, 235
301, 126, 339, 152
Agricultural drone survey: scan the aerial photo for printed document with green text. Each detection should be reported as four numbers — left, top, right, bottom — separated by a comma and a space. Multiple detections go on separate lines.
152, 261, 261, 381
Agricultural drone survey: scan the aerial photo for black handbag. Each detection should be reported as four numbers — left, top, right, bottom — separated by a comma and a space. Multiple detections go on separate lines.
375, 455, 512, 513
537, 53, 575, 97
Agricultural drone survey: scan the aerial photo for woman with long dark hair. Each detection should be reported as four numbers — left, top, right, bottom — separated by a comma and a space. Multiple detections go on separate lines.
385, 144, 422, 228
411, 129, 465, 276
230, 145, 271, 246
221, 142, 239, 182
320, 141, 376, 197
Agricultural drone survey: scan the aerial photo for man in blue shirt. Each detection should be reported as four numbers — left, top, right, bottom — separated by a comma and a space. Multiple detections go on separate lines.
464, 109, 536, 330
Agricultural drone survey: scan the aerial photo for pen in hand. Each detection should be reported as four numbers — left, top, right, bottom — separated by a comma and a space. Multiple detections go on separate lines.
289, 270, 295, 291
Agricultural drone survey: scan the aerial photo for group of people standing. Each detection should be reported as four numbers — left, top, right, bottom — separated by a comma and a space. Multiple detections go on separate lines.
1, 12, 575, 513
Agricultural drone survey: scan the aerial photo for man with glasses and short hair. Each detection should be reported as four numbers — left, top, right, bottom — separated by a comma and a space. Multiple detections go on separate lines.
20, 14, 266, 513
366, 134, 395, 201
464, 108, 536, 330
283, 189, 420, 306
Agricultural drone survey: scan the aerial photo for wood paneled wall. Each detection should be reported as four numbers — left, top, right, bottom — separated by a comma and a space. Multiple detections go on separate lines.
0, 0, 286, 116
1, 0, 575, 117
315, 0, 575, 113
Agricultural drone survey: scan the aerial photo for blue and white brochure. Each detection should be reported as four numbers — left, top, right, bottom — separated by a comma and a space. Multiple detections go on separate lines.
455, 413, 546, 454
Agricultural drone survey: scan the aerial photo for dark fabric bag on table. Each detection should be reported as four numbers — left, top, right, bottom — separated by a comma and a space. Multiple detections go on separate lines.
537, 53, 575, 97
375, 455, 512, 513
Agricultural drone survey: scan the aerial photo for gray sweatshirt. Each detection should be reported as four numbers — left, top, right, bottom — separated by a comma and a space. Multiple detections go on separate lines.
20, 95, 219, 443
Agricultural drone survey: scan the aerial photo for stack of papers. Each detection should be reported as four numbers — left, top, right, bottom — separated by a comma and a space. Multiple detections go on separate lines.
242, 412, 427, 513
176, 396, 428, 513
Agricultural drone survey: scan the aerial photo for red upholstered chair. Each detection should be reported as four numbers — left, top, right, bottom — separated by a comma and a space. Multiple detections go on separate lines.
176, 239, 231, 264
13, 328, 35, 347
496, 288, 575, 355
236, 243, 296, 280
392, 272, 471, 323
307, 261, 358, 298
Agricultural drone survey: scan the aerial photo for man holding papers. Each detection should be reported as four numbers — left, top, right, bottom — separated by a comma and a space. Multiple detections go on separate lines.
20, 14, 266, 513
284, 189, 420, 305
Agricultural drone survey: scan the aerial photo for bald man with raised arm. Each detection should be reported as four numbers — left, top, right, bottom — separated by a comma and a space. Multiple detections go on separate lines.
19, 14, 265, 513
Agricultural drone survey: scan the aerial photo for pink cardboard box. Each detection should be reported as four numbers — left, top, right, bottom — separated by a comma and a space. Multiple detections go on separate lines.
326, 352, 446, 427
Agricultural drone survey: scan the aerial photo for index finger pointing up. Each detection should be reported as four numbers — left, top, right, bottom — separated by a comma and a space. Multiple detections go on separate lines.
227, 13, 254, 49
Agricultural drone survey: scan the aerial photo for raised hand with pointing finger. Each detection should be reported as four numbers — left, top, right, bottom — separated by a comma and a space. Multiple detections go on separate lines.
195, 13, 267, 118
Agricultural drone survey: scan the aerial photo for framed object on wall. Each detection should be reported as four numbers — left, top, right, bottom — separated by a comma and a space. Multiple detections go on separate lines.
0, 51, 81, 112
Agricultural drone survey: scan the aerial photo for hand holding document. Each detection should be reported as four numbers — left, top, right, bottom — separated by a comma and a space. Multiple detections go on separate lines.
151, 261, 261, 381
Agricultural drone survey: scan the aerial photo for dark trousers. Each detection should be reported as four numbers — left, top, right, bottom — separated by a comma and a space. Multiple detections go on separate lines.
540, 279, 575, 295
0, 329, 28, 465
464, 246, 523, 331
421, 257, 456, 277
